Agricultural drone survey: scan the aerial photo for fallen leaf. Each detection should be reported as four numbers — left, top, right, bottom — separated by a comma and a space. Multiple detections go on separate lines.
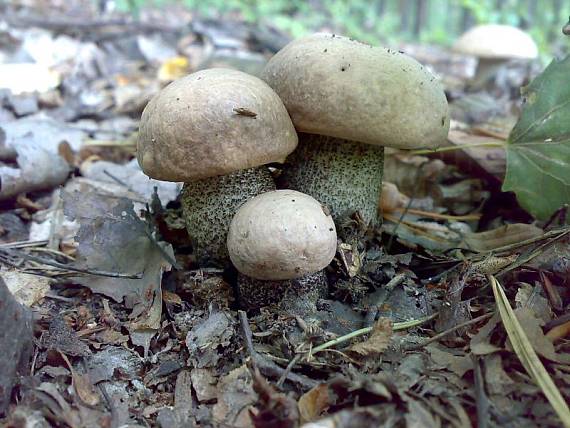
348, 318, 392, 357
298, 384, 331, 424
462, 223, 543, 252
470, 314, 502, 355
546, 320, 570, 342
60, 352, 100, 407
62, 189, 174, 335
1, 270, 50, 306
79, 158, 181, 206
507, 308, 558, 362
191, 368, 218, 403
427, 345, 473, 377
212, 365, 256, 428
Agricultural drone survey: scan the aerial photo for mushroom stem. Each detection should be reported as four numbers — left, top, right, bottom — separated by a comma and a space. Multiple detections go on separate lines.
181, 166, 275, 267
237, 270, 328, 312
471, 58, 507, 88
278, 133, 384, 230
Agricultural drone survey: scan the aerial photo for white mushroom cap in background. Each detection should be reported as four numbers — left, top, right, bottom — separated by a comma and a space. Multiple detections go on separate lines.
453, 24, 538, 60
227, 190, 337, 281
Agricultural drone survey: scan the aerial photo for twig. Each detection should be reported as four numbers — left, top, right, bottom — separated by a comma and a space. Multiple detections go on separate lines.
496, 228, 570, 277
406, 312, 494, 351
238, 310, 317, 390
490, 227, 568, 254
0, 249, 143, 279
0, 240, 49, 249
310, 313, 438, 356
408, 141, 506, 156
4, 15, 186, 34
276, 355, 300, 387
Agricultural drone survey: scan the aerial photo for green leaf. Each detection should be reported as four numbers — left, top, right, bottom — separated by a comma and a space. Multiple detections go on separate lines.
503, 56, 570, 220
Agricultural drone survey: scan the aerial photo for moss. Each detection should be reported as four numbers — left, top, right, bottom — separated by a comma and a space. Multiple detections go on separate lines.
237, 270, 328, 312
278, 133, 384, 229
181, 166, 275, 267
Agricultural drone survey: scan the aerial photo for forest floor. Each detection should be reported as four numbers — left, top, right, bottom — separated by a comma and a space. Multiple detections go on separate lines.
0, 2, 569, 428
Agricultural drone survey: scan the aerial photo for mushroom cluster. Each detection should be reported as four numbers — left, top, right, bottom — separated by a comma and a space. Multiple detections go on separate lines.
137, 68, 297, 266
137, 33, 450, 310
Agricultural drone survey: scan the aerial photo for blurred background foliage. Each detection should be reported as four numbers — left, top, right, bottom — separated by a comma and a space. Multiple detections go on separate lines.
113, 0, 570, 57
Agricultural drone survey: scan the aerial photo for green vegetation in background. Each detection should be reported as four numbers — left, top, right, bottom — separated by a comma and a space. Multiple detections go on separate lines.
114, 0, 570, 57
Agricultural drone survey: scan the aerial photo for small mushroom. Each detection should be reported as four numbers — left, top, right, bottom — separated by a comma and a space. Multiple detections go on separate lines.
261, 33, 449, 232
137, 68, 298, 266
453, 24, 538, 87
227, 190, 337, 310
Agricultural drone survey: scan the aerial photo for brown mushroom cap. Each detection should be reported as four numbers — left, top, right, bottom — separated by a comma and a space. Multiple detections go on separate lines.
227, 190, 337, 281
453, 25, 538, 60
137, 68, 298, 182
261, 33, 449, 150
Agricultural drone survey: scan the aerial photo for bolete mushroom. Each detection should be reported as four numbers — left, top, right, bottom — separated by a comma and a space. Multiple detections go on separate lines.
453, 24, 538, 86
227, 189, 337, 310
261, 33, 449, 231
137, 68, 298, 266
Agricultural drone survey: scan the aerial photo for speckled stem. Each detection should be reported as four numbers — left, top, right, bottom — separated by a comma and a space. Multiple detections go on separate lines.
237, 270, 328, 312
278, 133, 384, 229
181, 166, 275, 267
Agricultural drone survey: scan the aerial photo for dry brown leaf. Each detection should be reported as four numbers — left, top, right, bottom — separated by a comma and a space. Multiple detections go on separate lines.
162, 289, 183, 305
546, 321, 570, 342
348, 318, 392, 357
60, 352, 100, 407
463, 223, 543, 252
298, 384, 331, 424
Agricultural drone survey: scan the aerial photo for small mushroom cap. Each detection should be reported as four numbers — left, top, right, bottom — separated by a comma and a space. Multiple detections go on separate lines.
261, 33, 449, 150
453, 25, 538, 60
137, 68, 298, 182
227, 190, 337, 281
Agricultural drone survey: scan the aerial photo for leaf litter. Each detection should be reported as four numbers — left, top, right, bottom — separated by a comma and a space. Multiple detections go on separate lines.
0, 3, 570, 428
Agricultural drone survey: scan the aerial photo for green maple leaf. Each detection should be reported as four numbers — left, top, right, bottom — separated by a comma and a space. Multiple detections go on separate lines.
503, 55, 570, 220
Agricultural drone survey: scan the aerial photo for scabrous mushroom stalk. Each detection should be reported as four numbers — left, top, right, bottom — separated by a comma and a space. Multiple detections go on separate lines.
279, 133, 384, 228
182, 166, 275, 266
237, 270, 328, 312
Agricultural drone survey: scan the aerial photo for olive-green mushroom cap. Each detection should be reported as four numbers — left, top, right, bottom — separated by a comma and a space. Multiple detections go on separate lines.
261, 33, 450, 150
137, 68, 298, 182
227, 190, 337, 281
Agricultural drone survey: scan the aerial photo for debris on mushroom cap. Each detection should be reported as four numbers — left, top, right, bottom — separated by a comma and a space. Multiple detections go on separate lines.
137, 68, 298, 182
261, 33, 449, 150
227, 190, 337, 281
453, 25, 538, 60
